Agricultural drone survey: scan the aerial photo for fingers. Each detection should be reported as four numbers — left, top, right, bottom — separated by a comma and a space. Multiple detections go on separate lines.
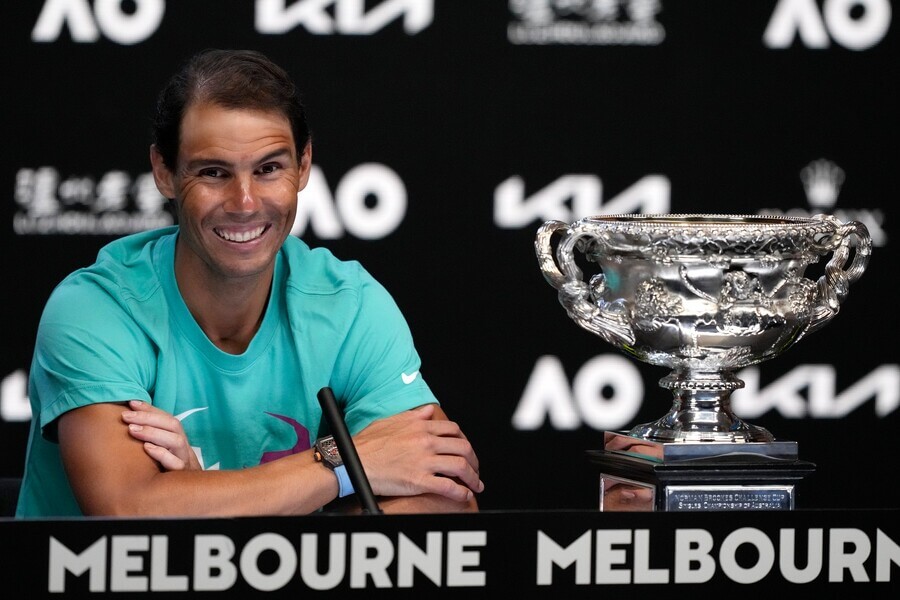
122, 400, 183, 431
355, 411, 484, 502
395, 456, 484, 504
121, 401, 201, 471
430, 474, 481, 503
126, 421, 187, 455
416, 434, 482, 483
427, 456, 485, 498
142, 442, 188, 471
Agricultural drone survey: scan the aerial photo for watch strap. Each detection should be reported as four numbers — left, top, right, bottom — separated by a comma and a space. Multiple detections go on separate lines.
334, 464, 355, 498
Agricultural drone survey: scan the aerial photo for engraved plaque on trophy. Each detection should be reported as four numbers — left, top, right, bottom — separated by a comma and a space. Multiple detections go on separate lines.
535, 214, 871, 511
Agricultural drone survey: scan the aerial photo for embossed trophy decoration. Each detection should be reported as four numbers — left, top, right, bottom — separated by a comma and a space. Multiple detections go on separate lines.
536, 214, 871, 511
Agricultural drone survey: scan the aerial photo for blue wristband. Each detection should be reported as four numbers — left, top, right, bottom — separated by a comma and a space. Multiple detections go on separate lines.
334, 464, 355, 498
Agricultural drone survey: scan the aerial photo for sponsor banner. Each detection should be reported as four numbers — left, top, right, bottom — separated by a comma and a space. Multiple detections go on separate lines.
2, 510, 898, 596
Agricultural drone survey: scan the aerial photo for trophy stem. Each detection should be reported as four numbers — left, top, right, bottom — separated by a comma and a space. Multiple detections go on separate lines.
627, 369, 775, 443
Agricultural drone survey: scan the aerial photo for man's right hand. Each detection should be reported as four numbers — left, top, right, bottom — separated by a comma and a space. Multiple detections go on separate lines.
121, 400, 202, 472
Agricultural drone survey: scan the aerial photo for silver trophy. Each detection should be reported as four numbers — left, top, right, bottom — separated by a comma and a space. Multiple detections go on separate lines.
536, 214, 871, 511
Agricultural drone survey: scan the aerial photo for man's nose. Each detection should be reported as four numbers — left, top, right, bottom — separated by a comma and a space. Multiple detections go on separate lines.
225, 175, 262, 213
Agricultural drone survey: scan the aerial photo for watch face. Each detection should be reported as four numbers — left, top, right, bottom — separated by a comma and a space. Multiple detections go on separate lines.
316, 436, 342, 467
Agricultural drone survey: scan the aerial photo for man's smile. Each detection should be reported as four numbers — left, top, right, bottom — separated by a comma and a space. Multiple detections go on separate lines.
214, 225, 268, 243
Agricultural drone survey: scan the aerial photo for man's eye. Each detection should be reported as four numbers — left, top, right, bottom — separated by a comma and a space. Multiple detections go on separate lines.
259, 164, 280, 175
199, 168, 225, 178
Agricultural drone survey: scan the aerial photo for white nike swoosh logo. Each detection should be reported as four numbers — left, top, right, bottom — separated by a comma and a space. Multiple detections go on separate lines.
401, 371, 419, 384
175, 407, 208, 422
174, 408, 218, 470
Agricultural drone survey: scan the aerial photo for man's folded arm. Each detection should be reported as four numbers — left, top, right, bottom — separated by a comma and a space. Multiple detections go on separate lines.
57, 402, 338, 517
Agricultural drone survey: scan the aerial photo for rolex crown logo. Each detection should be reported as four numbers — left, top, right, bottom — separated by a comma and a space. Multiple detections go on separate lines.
801, 158, 845, 209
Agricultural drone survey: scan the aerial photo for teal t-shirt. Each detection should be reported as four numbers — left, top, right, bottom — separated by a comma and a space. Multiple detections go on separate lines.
16, 227, 436, 517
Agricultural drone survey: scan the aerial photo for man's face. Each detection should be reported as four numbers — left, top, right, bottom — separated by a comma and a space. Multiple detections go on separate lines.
152, 102, 310, 282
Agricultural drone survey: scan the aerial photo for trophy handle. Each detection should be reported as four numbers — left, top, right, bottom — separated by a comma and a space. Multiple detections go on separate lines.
535, 220, 636, 346
535, 220, 570, 289
807, 218, 873, 335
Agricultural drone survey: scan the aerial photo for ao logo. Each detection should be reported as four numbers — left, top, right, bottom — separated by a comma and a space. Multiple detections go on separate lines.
291, 163, 407, 240
32, 0, 165, 45
764, 0, 892, 50
511, 355, 645, 431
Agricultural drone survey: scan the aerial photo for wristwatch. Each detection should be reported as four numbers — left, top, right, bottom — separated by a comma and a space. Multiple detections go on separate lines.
314, 435, 355, 497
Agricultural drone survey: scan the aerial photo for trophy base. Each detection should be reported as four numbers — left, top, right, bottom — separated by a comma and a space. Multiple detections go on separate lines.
588, 431, 816, 512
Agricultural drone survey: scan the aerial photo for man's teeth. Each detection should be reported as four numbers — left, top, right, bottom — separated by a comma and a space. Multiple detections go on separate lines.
216, 226, 264, 242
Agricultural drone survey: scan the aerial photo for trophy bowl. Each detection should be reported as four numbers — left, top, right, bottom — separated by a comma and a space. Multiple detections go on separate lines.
536, 213, 871, 444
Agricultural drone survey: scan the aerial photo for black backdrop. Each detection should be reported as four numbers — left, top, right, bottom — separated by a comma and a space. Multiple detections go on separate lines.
2, 1, 897, 511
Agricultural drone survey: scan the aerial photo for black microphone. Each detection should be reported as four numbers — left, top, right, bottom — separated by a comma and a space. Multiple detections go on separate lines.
317, 387, 383, 514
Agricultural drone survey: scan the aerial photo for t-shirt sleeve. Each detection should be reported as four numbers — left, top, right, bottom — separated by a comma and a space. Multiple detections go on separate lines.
31, 275, 155, 439
331, 269, 438, 434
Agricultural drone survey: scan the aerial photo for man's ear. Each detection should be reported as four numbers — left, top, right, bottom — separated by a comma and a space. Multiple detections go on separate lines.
297, 143, 313, 192
149, 144, 176, 199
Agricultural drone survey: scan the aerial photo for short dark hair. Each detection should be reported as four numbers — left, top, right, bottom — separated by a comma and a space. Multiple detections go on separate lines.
152, 48, 311, 170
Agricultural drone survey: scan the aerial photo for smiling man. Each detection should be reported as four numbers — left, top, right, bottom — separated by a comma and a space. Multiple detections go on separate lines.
16, 49, 483, 518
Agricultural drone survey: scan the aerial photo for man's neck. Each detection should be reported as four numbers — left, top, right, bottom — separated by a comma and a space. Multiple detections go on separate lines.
175, 254, 274, 355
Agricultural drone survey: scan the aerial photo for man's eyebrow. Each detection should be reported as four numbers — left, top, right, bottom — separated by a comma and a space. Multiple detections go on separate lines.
183, 148, 295, 171
256, 148, 295, 164
183, 157, 227, 171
